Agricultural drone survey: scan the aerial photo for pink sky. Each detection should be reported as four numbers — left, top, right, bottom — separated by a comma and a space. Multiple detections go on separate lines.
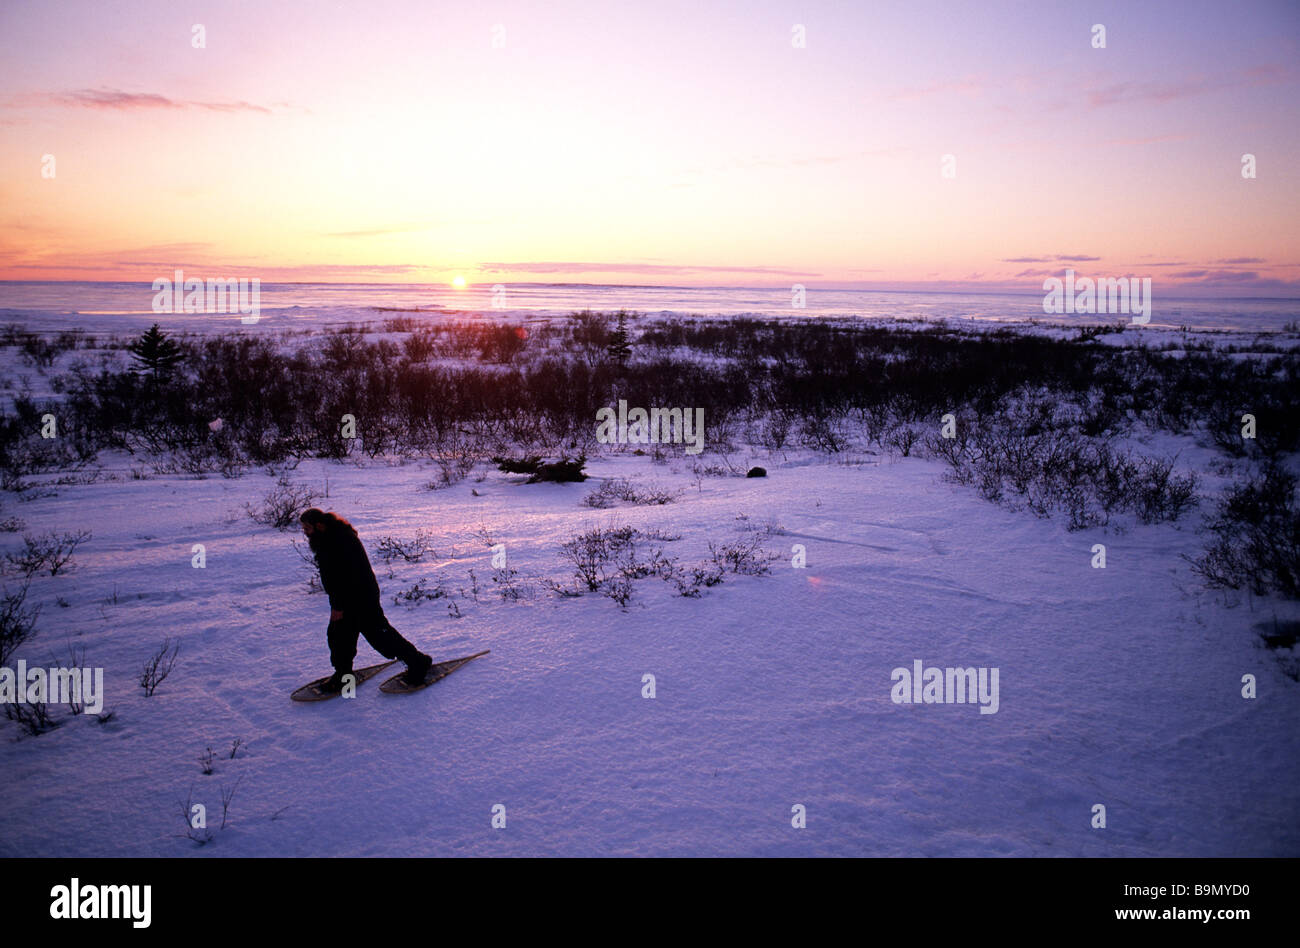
1, 0, 1298, 293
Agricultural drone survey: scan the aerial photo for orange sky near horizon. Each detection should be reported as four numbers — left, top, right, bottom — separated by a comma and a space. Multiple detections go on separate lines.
1, 0, 1298, 294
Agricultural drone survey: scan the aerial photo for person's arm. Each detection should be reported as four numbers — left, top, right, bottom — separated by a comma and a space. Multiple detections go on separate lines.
317, 550, 349, 619
347, 537, 380, 605
329, 534, 373, 616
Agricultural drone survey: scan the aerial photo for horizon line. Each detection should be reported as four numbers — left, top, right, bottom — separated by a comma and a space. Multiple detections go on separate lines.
1, 278, 1296, 302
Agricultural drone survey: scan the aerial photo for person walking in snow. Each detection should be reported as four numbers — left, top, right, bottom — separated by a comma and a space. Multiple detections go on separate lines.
299, 508, 432, 691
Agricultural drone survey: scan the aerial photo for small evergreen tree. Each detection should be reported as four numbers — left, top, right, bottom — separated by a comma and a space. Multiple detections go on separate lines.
129, 323, 183, 381
606, 311, 632, 368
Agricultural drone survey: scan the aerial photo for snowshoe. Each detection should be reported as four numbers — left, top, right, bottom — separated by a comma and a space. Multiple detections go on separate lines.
402, 653, 433, 687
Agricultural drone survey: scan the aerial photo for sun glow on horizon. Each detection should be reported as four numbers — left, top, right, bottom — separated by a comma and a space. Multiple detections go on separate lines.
0, 3, 1296, 292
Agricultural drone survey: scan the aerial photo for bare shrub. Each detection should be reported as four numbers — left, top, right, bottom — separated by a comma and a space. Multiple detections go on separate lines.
582, 479, 625, 508
403, 329, 438, 361
627, 482, 678, 505
640, 526, 682, 542
393, 578, 447, 607
220, 775, 243, 829
734, 514, 785, 537
177, 785, 214, 845
431, 438, 482, 488
883, 419, 923, 457
60, 641, 88, 715
690, 461, 737, 478
800, 413, 849, 452
4, 700, 59, 737
140, 638, 181, 696
558, 522, 696, 606
492, 566, 522, 601
5, 530, 91, 577
376, 530, 437, 563
709, 534, 779, 576
0, 580, 39, 667
1132, 456, 1199, 524
582, 478, 678, 507
245, 476, 321, 530
668, 561, 725, 597
604, 572, 634, 608
560, 524, 639, 591
757, 409, 793, 453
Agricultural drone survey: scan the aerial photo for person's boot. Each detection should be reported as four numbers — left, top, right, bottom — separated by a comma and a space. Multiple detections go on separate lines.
402, 652, 433, 687
320, 670, 351, 694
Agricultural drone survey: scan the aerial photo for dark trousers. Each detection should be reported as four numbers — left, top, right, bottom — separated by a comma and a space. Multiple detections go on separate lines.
327, 607, 421, 674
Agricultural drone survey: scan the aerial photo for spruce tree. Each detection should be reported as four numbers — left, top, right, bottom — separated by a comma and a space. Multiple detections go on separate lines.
606, 311, 632, 368
129, 323, 183, 381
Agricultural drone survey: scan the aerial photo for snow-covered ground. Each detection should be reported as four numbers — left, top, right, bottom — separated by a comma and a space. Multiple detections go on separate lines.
1, 442, 1296, 856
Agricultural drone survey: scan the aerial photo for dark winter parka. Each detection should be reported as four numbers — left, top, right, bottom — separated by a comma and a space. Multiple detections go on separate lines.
309, 518, 382, 616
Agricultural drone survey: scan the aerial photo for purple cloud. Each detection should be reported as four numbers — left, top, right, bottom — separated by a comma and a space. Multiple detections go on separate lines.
1002, 254, 1100, 263
1083, 64, 1295, 110
1169, 269, 1269, 283
19, 88, 274, 114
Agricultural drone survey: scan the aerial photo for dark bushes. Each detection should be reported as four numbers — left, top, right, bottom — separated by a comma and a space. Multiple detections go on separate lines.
1193, 463, 1300, 598
16, 316, 1297, 477
934, 424, 1198, 530
494, 455, 588, 483
528, 458, 588, 483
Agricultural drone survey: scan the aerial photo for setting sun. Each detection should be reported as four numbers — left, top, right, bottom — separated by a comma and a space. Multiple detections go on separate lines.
451, 275, 467, 289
